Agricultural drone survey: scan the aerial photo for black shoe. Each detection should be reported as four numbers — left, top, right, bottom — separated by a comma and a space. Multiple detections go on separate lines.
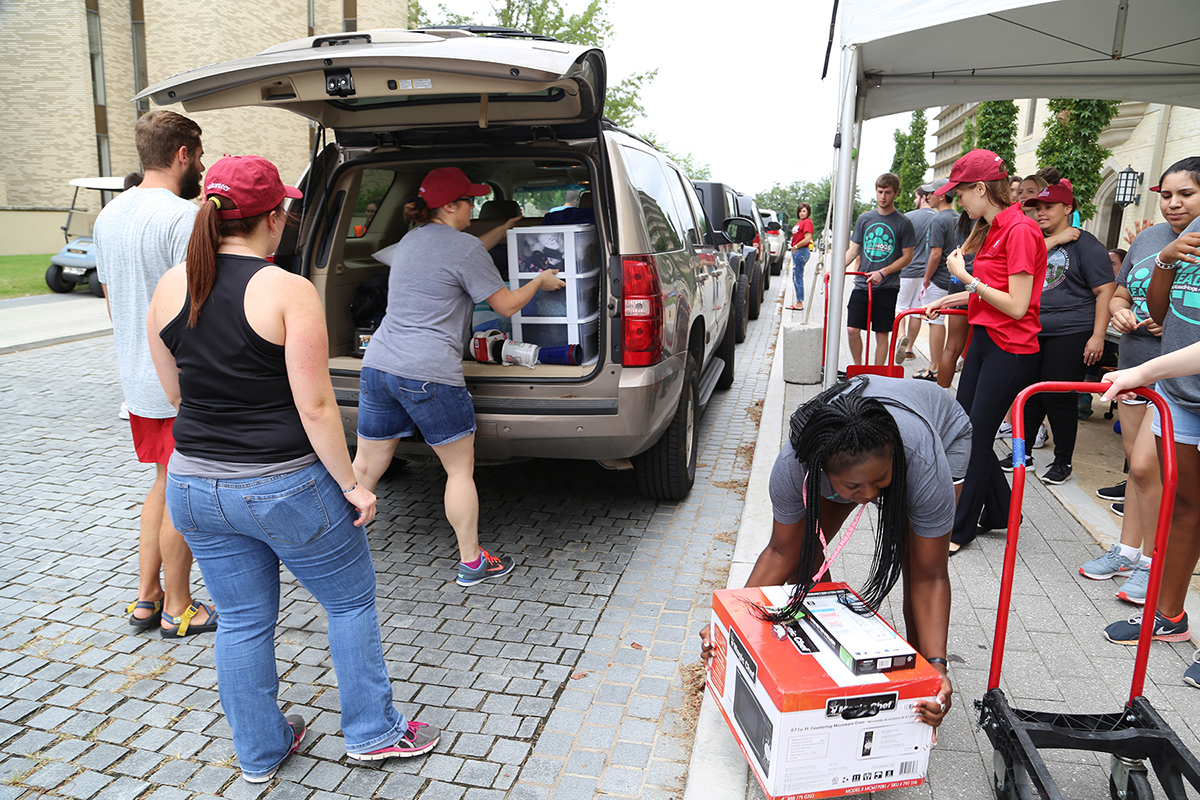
999, 454, 1034, 473
1097, 480, 1126, 501
1111, 502, 1125, 517
1040, 462, 1072, 485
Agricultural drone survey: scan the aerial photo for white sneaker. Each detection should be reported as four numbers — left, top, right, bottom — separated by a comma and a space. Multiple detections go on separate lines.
955, 356, 964, 373
995, 421, 1012, 439
1033, 422, 1048, 449
118, 402, 130, 420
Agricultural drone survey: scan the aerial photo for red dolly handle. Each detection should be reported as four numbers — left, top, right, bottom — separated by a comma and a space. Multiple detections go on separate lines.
887, 307, 969, 368
989, 382, 1177, 704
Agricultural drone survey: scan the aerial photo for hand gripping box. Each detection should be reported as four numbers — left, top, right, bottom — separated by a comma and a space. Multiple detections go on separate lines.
709, 583, 942, 800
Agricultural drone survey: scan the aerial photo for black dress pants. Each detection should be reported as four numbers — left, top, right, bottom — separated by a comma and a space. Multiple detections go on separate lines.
952, 326, 1038, 546
1020, 330, 1092, 467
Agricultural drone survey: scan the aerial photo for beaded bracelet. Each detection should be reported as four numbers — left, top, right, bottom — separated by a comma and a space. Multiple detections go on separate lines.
341, 481, 357, 494
1155, 256, 1178, 271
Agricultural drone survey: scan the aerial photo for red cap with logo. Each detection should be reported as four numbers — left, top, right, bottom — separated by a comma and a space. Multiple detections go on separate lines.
1022, 182, 1075, 208
936, 149, 1009, 196
419, 167, 491, 209
204, 155, 302, 220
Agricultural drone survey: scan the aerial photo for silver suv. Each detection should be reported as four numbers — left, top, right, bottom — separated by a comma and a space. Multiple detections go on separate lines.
138, 27, 752, 500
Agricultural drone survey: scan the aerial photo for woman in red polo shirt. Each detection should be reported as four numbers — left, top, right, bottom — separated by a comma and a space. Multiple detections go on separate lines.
925, 149, 1048, 552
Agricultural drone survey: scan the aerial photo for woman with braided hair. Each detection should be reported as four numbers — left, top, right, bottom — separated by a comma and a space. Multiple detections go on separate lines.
699, 375, 970, 729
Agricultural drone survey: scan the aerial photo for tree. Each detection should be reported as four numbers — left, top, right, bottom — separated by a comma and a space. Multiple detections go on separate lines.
755, 175, 871, 241
889, 111, 928, 212
1036, 99, 1120, 222
974, 101, 1018, 172
409, 1, 710, 176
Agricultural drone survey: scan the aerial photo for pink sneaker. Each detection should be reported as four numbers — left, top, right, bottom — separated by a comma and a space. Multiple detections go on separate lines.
242, 714, 305, 783
347, 720, 441, 761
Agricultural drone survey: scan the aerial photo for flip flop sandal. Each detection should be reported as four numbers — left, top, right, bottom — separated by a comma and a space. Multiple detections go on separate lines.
161, 602, 219, 638
913, 368, 939, 381
127, 599, 162, 630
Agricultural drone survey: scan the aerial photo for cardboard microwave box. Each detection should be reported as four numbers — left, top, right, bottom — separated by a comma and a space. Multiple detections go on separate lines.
709, 583, 942, 800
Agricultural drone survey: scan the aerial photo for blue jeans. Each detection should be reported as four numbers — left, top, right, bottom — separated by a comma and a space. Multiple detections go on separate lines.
166, 461, 405, 778
791, 248, 810, 302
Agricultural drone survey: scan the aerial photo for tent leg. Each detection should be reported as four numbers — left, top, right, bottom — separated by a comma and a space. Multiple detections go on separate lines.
824, 44, 861, 389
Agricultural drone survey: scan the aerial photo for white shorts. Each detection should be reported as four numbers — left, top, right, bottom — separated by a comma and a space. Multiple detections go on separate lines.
922, 284, 949, 326
896, 277, 925, 314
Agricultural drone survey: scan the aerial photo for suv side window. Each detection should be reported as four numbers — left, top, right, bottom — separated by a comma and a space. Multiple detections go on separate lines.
678, 175, 711, 243
666, 168, 702, 246
348, 169, 396, 239
621, 146, 685, 254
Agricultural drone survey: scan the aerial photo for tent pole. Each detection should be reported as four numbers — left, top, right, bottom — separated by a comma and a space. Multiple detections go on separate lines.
824, 44, 860, 388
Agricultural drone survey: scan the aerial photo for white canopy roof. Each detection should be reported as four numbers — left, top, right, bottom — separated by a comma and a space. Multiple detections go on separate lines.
841, 0, 1200, 120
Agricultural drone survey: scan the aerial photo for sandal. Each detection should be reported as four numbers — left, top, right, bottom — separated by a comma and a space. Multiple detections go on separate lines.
160, 602, 219, 638
787, 303, 804, 311
913, 368, 938, 381
126, 599, 162, 630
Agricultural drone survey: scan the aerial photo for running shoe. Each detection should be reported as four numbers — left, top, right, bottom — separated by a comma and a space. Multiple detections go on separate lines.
1097, 481, 1126, 501
456, 549, 516, 587
1185, 652, 1200, 689
1079, 545, 1141, 580
1039, 462, 1072, 485
243, 715, 306, 783
1111, 503, 1125, 517
1033, 422, 1049, 449
347, 721, 441, 761
995, 421, 1013, 439
999, 454, 1034, 473
1104, 610, 1189, 645
1116, 562, 1150, 605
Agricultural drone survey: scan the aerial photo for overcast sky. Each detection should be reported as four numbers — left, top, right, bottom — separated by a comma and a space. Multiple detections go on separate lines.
439, 0, 924, 201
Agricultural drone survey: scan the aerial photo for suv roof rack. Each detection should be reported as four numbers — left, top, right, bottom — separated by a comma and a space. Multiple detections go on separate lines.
416, 25, 562, 42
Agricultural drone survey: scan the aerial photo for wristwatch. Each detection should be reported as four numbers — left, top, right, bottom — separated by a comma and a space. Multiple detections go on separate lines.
966, 278, 982, 294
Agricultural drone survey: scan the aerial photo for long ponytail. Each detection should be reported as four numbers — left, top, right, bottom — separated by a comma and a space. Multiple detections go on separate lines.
183, 196, 277, 327
758, 378, 908, 623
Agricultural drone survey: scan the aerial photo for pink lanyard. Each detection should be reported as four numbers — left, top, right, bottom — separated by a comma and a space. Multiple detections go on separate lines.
805, 481, 868, 583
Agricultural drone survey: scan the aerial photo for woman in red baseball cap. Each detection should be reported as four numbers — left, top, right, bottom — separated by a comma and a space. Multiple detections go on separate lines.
351, 167, 565, 588
147, 155, 440, 781
924, 149, 1048, 553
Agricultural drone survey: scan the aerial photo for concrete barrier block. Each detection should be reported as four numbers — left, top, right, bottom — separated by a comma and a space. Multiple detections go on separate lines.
782, 321, 824, 384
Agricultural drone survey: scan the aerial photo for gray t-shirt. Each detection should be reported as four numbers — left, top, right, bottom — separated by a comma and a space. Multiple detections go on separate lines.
927, 208, 961, 290
1116, 222, 1175, 369
363, 223, 506, 387
1039, 230, 1114, 337
94, 187, 197, 419
850, 208, 916, 291
900, 207, 937, 279
768, 377, 972, 538
1157, 216, 1200, 414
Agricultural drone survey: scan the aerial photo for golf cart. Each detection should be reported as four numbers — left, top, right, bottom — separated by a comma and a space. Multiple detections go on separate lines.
46, 176, 128, 297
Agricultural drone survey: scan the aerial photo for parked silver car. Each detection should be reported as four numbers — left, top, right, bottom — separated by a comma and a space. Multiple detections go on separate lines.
137, 27, 753, 500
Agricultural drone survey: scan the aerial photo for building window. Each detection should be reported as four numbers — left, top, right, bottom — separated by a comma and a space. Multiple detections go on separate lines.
87, 0, 109, 175
344, 0, 357, 31
131, 0, 149, 115
1026, 99, 1037, 136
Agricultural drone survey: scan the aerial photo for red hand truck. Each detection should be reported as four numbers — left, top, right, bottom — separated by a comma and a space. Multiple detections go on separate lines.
981, 381, 1200, 800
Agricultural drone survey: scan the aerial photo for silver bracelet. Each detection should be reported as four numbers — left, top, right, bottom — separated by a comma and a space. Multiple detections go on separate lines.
1155, 256, 1178, 270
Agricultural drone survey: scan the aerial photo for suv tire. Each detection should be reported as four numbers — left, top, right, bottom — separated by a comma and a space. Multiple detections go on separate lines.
635, 354, 699, 500
716, 316, 736, 390
748, 260, 763, 321
733, 271, 748, 343
761, 258, 771, 290
770, 253, 783, 276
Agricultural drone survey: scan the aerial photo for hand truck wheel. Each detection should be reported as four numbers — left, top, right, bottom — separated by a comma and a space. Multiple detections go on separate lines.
1109, 770, 1154, 800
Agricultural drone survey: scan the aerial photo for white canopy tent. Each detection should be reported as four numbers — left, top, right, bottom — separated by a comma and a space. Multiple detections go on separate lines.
824, 0, 1200, 385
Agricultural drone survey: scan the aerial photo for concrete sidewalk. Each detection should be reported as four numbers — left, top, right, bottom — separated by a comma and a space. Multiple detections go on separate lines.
683, 258, 1200, 800
0, 293, 111, 354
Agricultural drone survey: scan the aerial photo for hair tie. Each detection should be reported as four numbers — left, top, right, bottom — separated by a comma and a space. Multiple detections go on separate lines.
209, 196, 222, 209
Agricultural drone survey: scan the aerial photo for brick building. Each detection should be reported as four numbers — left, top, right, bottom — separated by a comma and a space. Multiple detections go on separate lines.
931, 101, 1200, 249
0, 0, 408, 255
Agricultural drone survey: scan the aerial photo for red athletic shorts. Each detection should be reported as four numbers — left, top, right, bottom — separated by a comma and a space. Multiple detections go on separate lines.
128, 414, 175, 465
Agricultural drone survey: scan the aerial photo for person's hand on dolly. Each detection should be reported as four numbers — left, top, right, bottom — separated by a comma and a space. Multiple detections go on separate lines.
865, 270, 884, 286
913, 663, 952, 732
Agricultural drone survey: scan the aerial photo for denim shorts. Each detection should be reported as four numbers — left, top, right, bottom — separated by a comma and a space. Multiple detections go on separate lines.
357, 367, 476, 446
1151, 390, 1200, 447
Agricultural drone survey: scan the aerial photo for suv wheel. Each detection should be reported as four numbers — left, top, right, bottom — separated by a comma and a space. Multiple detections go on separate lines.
635, 354, 698, 500
733, 271, 748, 343
770, 252, 783, 276
748, 261, 763, 321
761, 257, 771, 290
716, 317, 736, 390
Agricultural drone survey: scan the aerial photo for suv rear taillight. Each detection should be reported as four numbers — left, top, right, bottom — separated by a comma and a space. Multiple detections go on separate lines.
621, 255, 664, 366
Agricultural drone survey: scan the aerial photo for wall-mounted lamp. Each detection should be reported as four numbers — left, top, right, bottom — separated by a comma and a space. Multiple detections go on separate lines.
1115, 165, 1144, 207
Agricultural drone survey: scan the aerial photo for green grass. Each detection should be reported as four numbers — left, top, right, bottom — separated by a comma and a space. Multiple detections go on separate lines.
0, 254, 58, 300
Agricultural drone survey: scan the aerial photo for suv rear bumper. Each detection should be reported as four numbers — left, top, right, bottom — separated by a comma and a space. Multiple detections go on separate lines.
334, 357, 685, 462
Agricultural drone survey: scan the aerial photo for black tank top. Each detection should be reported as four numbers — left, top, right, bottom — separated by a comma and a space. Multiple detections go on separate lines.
159, 254, 313, 463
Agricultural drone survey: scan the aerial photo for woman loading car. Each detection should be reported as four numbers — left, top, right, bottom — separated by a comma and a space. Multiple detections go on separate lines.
352, 167, 565, 587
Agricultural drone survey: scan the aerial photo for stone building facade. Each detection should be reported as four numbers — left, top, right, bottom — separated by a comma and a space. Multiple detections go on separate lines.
931, 100, 1200, 249
0, 0, 408, 255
